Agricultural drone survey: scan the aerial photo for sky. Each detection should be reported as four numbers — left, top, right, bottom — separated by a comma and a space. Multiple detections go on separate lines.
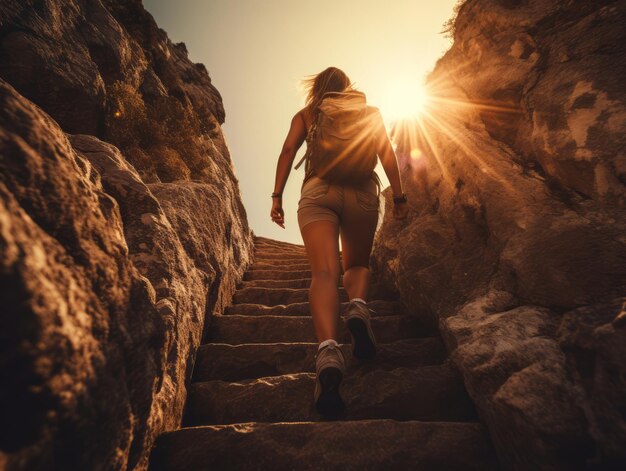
143, 0, 457, 245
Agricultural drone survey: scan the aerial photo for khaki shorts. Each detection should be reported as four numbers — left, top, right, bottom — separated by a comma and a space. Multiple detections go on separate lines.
297, 175, 381, 231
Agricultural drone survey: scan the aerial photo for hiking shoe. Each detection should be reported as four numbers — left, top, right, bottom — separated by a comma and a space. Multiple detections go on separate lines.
314, 343, 347, 418
345, 300, 377, 360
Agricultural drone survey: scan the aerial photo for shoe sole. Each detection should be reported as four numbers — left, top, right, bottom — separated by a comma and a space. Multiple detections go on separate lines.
315, 367, 345, 418
347, 317, 377, 360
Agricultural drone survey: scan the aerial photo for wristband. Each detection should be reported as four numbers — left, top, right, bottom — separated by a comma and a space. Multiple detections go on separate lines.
271, 192, 282, 198
393, 193, 407, 204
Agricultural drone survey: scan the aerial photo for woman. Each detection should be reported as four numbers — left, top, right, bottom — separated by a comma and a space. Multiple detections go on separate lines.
270, 66, 409, 417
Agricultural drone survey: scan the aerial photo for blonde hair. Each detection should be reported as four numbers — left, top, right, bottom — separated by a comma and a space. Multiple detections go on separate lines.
300, 67, 354, 113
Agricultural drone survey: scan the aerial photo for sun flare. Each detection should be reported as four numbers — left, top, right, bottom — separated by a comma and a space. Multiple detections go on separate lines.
380, 79, 430, 123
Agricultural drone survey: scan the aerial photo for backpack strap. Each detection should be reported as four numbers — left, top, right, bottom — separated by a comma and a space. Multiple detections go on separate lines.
294, 151, 307, 170
294, 107, 320, 170
294, 120, 312, 170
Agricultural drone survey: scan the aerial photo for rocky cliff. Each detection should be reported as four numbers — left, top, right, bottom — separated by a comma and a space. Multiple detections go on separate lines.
0, 1, 252, 470
372, 0, 625, 469
0, 0, 229, 184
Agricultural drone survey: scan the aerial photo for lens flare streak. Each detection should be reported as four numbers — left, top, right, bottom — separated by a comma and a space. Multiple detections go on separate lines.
383, 79, 524, 195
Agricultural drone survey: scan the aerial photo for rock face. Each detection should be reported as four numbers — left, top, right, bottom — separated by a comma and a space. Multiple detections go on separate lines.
0, 1, 252, 469
0, 0, 229, 183
372, 1, 626, 469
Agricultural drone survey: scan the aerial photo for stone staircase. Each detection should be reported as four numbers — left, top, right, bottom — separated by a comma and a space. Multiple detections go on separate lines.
149, 236, 498, 470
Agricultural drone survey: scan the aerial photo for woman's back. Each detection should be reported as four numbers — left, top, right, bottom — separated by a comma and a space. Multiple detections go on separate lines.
298, 99, 385, 190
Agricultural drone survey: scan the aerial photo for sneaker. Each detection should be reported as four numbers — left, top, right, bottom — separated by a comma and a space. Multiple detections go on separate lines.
313, 343, 347, 418
345, 300, 377, 360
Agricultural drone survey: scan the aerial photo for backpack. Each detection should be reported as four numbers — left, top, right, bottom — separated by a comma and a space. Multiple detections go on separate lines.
294, 90, 381, 184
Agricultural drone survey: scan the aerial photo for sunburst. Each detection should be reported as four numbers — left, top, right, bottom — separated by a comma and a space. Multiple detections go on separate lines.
378, 72, 525, 196
379, 78, 431, 123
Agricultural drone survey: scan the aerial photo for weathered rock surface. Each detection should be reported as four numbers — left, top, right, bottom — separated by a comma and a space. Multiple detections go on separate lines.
372, 1, 626, 468
0, 0, 231, 183
147, 181, 252, 340
558, 298, 626, 463
0, 13, 252, 469
1, 0, 254, 468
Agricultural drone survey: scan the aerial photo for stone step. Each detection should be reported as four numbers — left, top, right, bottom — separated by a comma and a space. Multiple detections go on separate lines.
235, 286, 397, 307
254, 235, 305, 247
232, 286, 349, 305
252, 254, 343, 264
253, 249, 307, 259
250, 261, 312, 271
150, 420, 498, 471
184, 363, 476, 425
208, 314, 429, 344
254, 239, 306, 248
253, 246, 342, 259
254, 243, 307, 253
243, 269, 312, 281
192, 337, 447, 382
239, 278, 313, 289
252, 257, 313, 266
224, 299, 404, 316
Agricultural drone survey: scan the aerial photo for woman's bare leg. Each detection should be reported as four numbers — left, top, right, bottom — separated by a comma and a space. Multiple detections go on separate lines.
340, 209, 378, 300
342, 266, 370, 300
300, 219, 341, 342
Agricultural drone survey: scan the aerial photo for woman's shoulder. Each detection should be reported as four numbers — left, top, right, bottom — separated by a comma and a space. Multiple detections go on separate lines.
297, 107, 314, 128
298, 106, 313, 118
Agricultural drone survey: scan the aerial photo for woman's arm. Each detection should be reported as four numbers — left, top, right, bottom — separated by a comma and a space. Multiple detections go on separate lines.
270, 111, 307, 228
370, 107, 409, 220
373, 109, 404, 197
273, 111, 307, 195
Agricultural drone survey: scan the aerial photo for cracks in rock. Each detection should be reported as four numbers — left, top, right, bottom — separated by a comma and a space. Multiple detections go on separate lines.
529, 159, 591, 207
455, 177, 465, 192
200, 271, 222, 344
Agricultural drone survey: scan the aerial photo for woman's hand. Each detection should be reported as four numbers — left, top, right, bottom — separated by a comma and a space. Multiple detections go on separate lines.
393, 201, 409, 220
270, 198, 285, 228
